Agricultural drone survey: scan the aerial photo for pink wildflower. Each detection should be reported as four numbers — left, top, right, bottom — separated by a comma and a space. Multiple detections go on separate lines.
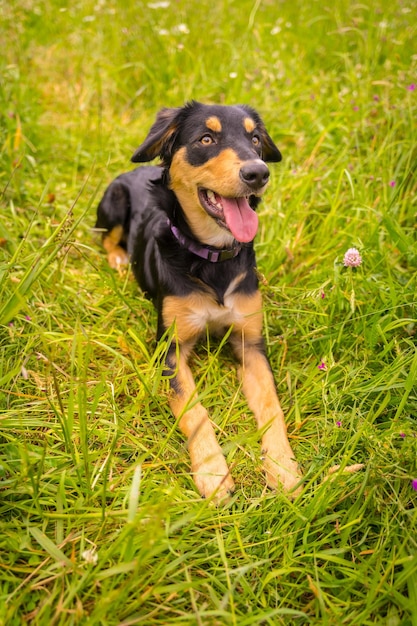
407, 84, 416, 91
412, 479, 417, 491
318, 361, 326, 370
343, 248, 362, 268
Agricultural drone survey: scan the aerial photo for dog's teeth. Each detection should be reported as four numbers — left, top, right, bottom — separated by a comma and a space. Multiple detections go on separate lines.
207, 190, 222, 209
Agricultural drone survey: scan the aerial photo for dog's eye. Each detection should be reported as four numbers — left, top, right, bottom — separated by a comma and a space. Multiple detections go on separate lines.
200, 134, 214, 145
252, 135, 261, 147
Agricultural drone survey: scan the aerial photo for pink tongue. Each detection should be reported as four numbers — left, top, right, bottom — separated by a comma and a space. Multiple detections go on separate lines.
221, 196, 259, 243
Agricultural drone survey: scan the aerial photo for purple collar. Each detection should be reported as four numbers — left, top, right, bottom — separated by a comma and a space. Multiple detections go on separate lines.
169, 221, 242, 263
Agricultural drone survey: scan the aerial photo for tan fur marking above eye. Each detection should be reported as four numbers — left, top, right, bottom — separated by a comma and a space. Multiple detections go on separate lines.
243, 117, 256, 133
205, 116, 222, 133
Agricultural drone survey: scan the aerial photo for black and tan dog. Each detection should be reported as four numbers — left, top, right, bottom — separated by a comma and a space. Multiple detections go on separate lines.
96, 101, 301, 501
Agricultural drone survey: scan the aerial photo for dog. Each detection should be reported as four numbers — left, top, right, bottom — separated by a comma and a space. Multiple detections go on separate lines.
96, 101, 302, 502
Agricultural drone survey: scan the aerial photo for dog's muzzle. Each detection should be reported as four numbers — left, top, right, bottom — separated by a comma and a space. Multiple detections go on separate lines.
239, 160, 270, 191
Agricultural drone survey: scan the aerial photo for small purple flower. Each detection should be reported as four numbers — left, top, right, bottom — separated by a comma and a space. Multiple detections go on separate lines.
412, 479, 417, 491
389, 180, 396, 187
318, 361, 326, 370
373, 95, 380, 101
399, 433, 406, 438
343, 248, 362, 268
336, 421, 342, 428
407, 84, 416, 91
25, 315, 31, 321
321, 291, 325, 299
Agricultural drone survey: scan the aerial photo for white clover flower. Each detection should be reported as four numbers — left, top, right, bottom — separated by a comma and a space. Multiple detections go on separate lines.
82, 549, 98, 565
148, 1, 170, 8
173, 23, 190, 35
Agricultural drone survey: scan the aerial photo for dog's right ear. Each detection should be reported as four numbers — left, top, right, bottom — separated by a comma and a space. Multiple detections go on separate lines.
131, 107, 180, 163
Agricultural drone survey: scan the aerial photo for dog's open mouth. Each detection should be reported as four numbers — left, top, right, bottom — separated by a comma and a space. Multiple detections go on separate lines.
198, 188, 259, 243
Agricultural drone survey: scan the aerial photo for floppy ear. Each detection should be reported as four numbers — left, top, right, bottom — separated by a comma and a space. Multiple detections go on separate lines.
259, 127, 282, 163
131, 107, 180, 163
238, 105, 282, 163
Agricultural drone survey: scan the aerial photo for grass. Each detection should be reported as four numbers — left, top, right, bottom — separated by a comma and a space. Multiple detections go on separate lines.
1, 0, 416, 623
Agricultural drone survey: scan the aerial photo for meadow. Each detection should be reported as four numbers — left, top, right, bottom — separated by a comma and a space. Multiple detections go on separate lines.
0, 0, 416, 623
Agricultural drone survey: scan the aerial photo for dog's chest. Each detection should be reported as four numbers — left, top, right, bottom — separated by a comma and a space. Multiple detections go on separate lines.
186, 274, 249, 333
187, 292, 244, 333
162, 272, 258, 340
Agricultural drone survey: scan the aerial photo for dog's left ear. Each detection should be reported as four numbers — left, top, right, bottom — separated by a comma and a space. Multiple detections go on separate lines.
131, 107, 180, 163
259, 127, 282, 163
238, 105, 282, 163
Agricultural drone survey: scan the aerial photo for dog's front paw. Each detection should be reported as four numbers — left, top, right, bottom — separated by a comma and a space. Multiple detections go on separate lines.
262, 449, 302, 498
192, 454, 235, 504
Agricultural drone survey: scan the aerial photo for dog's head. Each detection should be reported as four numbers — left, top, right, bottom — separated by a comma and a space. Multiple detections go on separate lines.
131, 102, 282, 247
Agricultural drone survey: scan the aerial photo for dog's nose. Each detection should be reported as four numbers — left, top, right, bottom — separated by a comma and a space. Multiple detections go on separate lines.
239, 161, 270, 190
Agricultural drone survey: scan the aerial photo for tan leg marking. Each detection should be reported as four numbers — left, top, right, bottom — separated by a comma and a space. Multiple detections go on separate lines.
231, 291, 302, 496
163, 294, 235, 502
162, 289, 301, 499
103, 225, 129, 269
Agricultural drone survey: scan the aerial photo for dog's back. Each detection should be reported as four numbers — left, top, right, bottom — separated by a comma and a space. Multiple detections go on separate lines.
96, 166, 175, 298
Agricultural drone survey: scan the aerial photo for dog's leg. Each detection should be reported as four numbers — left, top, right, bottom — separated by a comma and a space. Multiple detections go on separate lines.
231, 291, 302, 496
161, 295, 235, 502
102, 225, 129, 269
96, 180, 131, 269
